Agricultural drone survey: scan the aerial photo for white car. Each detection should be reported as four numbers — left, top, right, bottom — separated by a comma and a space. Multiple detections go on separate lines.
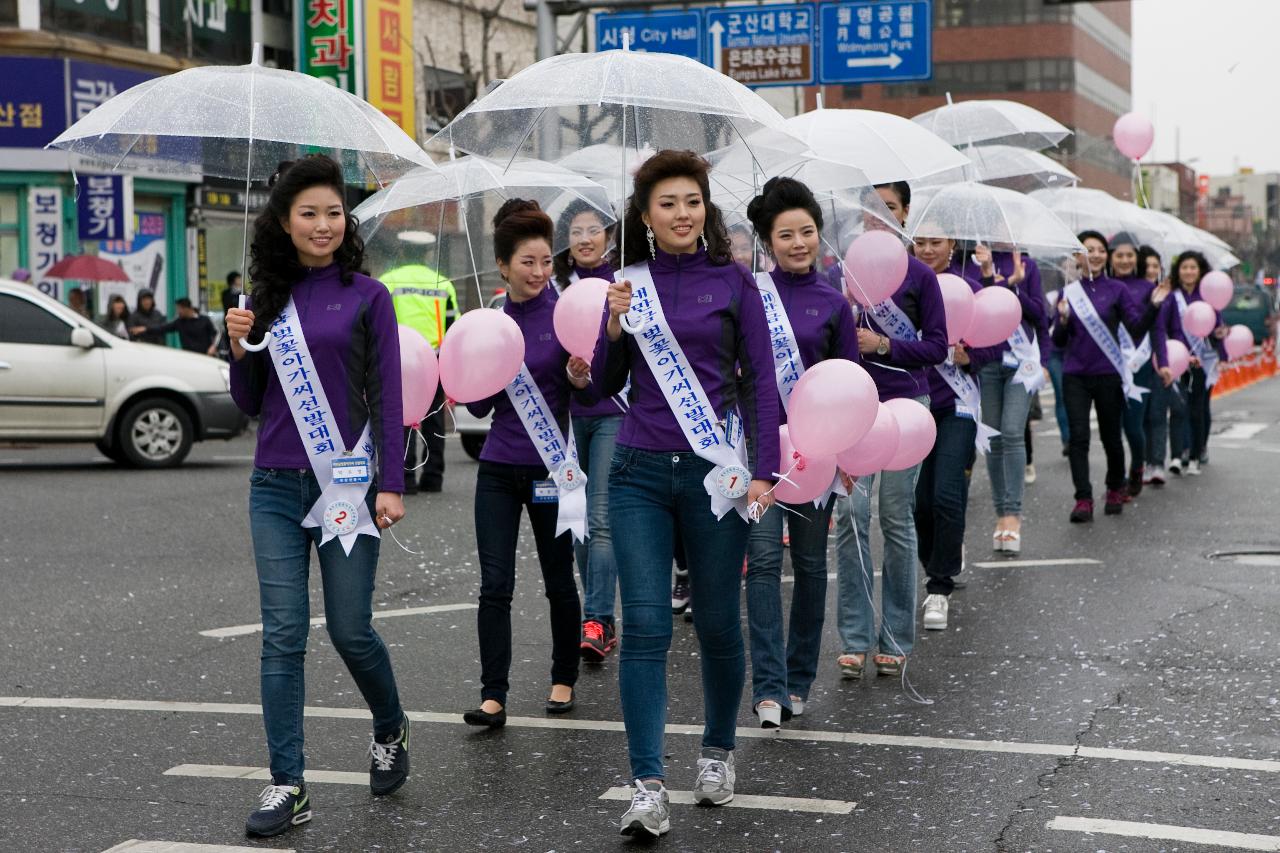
0, 280, 248, 467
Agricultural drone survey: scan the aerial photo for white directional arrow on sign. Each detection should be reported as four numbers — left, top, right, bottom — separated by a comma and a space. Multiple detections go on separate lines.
846, 53, 903, 70
708, 19, 725, 72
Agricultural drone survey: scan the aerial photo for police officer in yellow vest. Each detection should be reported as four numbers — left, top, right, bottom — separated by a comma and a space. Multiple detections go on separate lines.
384, 264, 459, 493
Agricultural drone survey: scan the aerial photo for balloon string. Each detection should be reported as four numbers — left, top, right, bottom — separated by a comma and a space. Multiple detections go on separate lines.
747, 459, 802, 522
847, 478, 933, 706
403, 426, 430, 472
1133, 161, 1150, 209
383, 524, 421, 555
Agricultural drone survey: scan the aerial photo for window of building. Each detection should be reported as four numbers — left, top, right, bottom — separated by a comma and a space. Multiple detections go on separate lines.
936, 0, 1071, 28
423, 66, 473, 135
883, 58, 1074, 98
41, 0, 147, 48
842, 84, 863, 101
0, 294, 73, 345
0, 190, 19, 281
0, 0, 17, 25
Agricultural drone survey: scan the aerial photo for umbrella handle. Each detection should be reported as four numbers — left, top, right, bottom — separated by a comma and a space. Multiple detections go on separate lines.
236, 294, 271, 352
619, 312, 648, 336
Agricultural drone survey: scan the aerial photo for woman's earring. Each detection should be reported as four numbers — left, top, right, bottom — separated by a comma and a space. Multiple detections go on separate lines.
700, 232, 710, 251
646, 225, 656, 260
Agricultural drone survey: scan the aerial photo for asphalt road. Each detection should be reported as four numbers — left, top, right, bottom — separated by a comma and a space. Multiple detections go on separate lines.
2, 377, 1279, 853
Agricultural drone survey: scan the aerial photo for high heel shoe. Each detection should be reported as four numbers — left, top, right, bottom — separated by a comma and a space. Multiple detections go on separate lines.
754, 700, 783, 729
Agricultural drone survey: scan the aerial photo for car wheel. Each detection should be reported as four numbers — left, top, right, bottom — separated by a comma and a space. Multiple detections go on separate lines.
95, 438, 128, 465
117, 398, 194, 468
460, 433, 485, 460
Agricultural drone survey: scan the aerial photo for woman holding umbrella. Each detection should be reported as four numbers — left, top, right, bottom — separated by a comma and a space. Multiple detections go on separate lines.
742, 176, 860, 728
226, 155, 411, 838
593, 150, 779, 838
1052, 231, 1166, 522
552, 199, 625, 663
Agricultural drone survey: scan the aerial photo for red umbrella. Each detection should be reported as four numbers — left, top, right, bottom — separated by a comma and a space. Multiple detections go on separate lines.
45, 254, 131, 282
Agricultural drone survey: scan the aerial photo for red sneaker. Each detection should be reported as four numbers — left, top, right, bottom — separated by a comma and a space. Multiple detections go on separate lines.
1069, 499, 1094, 523
580, 620, 615, 662
1104, 490, 1125, 515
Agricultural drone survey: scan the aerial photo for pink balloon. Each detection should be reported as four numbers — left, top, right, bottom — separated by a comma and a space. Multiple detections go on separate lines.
1113, 112, 1154, 161
937, 273, 977, 345
439, 308, 525, 403
787, 359, 879, 457
553, 277, 610, 360
1162, 339, 1190, 380
1224, 324, 1254, 360
1182, 301, 1216, 338
963, 286, 1022, 347
398, 325, 439, 427
1199, 271, 1233, 312
882, 397, 936, 472
772, 425, 838, 504
843, 230, 908, 308
836, 403, 900, 477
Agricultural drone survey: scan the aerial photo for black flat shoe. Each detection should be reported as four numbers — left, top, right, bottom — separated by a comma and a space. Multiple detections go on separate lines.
545, 691, 575, 714
463, 707, 506, 728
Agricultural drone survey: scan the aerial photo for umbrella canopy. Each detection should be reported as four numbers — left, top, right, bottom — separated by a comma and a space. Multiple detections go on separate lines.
1029, 187, 1168, 248
49, 47, 434, 185
44, 254, 131, 282
555, 143, 657, 208
783, 109, 970, 185
906, 182, 1083, 256
916, 144, 1079, 191
354, 156, 616, 300
912, 99, 1071, 151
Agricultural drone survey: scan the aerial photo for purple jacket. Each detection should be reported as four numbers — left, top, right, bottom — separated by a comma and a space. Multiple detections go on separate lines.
1050, 274, 1158, 376
859, 255, 949, 402
765, 267, 862, 424
926, 273, 1005, 414
957, 252, 1051, 361
592, 247, 781, 482
1151, 283, 1228, 366
466, 286, 597, 467
563, 260, 627, 419
229, 264, 405, 493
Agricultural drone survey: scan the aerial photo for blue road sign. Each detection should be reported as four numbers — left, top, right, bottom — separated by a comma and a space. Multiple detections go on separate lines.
595, 10, 703, 63
818, 0, 932, 85
704, 4, 816, 88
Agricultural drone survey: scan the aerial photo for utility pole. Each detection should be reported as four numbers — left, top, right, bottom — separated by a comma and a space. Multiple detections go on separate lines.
536, 0, 556, 60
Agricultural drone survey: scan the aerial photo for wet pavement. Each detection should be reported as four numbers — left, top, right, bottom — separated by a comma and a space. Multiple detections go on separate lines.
2, 376, 1279, 852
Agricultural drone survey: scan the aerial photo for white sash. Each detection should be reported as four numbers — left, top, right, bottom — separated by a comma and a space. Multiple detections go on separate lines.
1007, 325, 1047, 393
1174, 291, 1221, 387
624, 262, 753, 521
1118, 327, 1154, 376
755, 272, 805, 411
872, 296, 998, 453
504, 363, 588, 542
1063, 281, 1146, 402
266, 297, 379, 556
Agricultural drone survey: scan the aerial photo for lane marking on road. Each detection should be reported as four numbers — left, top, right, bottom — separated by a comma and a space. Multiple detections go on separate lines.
970, 558, 1102, 570
1047, 816, 1280, 850
1215, 422, 1270, 441
6, 695, 1280, 775
1214, 442, 1280, 455
199, 602, 477, 638
598, 786, 855, 814
103, 842, 290, 853
165, 764, 366, 786
782, 572, 880, 583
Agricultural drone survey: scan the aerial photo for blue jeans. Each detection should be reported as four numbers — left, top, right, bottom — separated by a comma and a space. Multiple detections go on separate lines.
610, 447, 748, 782
1047, 349, 1069, 444
915, 412, 977, 596
745, 496, 834, 708
979, 362, 1031, 517
834, 439, 924, 656
1146, 376, 1178, 466
572, 414, 622, 624
250, 468, 404, 785
1122, 362, 1154, 475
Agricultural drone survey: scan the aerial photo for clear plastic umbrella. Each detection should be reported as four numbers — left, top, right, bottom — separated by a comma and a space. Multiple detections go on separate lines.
916, 144, 1079, 191
783, 108, 971, 185
48, 45, 434, 185
1029, 187, 1168, 247
353, 156, 615, 304
1138, 208, 1241, 269
555, 143, 656, 208
912, 99, 1072, 151
433, 40, 801, 264
907, 182, 1084, 256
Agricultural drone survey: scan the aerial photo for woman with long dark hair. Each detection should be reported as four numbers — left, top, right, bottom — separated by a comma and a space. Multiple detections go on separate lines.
742, 176, 859, 728
552, 200, 625, 662
1140, 245, 1177, 485
1052, 231, 1165, 522
100, 294, 130, 339
1161, 250, 1229, 476
225, 155, 409, 838
461, 199, 593, 729
592, 149, 779, 838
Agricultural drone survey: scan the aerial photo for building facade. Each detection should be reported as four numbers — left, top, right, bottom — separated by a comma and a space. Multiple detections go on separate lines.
811, 0, 1134, 197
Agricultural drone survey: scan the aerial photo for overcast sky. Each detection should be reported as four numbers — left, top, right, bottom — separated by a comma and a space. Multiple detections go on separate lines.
1131, 0, 1279, 176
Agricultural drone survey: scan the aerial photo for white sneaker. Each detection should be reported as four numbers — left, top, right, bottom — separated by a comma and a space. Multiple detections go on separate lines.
619, 780, 670, 837
693, 747, 735, 806
1148, 465, 1166, 485
1169, 458, 1183, 476
1187, 459, 1201, 476
1024, 463, 1037, 484
923, 594, 949, 630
